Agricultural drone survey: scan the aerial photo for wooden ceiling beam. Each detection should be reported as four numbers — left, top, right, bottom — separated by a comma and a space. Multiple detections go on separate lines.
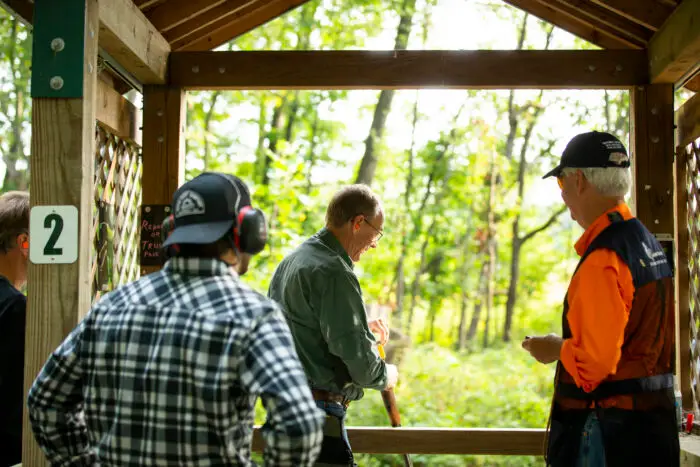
169, 50, 649, 89
176, 0, 309, 51
0, 0, 33, 25
589, 0, 673, 31
134, 0, 166, 9
147, 0, 228, 33
98, 0, 171, 84
502, 0, 637, 49
1, 0, 169, 84
163, 0, 256, 46
649, 0, 700, 85
549, 0, 653, 44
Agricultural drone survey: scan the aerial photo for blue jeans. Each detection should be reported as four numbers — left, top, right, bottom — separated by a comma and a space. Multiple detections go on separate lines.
577, 412, 606, 467
314, 400, 356, 466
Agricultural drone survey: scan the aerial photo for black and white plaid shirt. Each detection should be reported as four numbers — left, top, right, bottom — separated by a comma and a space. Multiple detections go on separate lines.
27, 257, 325, 466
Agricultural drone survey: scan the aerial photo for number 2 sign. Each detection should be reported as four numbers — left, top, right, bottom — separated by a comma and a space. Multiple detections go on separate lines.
29, 206, 79, 264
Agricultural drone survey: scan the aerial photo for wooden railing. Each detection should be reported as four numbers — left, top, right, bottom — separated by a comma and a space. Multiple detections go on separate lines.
252, 427, 546, 455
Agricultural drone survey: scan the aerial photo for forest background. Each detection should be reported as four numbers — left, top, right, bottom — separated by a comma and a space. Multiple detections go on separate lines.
0, 0, 691, 465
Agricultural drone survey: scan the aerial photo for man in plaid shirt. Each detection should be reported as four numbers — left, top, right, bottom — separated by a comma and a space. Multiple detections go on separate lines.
27, 172, 325, 465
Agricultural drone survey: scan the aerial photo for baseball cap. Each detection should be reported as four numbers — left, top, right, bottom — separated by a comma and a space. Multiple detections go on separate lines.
163, 172, 252, 247
542, 131, 630, 179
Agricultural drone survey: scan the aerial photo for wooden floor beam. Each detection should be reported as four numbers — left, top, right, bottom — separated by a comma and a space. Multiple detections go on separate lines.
169, 50, 649, 90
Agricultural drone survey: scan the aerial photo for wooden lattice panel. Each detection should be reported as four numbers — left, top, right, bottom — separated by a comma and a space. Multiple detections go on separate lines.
685, 140, 700, 415
92, 125, 142, 302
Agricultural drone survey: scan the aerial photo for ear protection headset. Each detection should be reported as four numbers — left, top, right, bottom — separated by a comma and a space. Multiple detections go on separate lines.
213, 173, 268, 255
161, 213, 179, 258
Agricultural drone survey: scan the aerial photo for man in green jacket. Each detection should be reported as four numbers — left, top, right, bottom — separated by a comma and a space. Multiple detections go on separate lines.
268, 184, 399, 466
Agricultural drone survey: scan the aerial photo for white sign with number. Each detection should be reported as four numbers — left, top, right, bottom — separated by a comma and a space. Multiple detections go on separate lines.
29, 205, 79, 264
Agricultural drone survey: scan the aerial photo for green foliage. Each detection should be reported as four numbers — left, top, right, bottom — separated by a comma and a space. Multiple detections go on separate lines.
0, 8, 32, 191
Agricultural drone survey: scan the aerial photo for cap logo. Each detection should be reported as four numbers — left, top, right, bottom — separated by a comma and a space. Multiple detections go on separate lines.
608, 152, 629, 166
602, 140, 624, 150
174, 190, 205, 218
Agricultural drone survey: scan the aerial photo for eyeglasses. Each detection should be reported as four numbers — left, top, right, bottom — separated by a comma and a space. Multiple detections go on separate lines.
364, 219, 384, 241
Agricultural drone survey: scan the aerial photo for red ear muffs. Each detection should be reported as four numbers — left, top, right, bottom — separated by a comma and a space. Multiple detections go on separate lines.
234, 205, 267, 255
161, 214, 180, 257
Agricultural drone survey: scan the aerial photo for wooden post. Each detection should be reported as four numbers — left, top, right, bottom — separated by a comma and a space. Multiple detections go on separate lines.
630, 84, 675, 234
630, 83, 677, 399
23, 0, 99, 463
140, 86, 186, 274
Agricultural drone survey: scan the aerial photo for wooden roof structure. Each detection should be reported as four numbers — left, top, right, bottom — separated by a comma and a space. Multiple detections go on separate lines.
2, 0, 699, 90
5, 0, 700, 464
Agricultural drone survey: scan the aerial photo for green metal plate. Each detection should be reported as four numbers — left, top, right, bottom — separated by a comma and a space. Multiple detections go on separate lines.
31, 0, 86, 98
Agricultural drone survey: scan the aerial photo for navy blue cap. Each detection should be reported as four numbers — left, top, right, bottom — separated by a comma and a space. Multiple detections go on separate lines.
163, 172, 251, 246
543, 131, 630, 179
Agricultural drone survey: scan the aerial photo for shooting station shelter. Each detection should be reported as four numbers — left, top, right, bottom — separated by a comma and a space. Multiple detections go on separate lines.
3, 0, 700, 463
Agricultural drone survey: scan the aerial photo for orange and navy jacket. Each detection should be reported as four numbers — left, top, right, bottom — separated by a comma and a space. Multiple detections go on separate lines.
555, 203, 675, 409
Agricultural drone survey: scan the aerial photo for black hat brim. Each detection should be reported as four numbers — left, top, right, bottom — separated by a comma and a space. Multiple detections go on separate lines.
542, 165, 564, 179
163, 219, 234, 247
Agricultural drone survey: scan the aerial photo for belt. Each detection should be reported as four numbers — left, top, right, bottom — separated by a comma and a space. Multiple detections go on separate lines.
312, 389, 350, 409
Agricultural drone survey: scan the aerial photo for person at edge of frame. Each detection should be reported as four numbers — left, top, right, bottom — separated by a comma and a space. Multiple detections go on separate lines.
522, 131, 679, 467
0, 191, 30, 467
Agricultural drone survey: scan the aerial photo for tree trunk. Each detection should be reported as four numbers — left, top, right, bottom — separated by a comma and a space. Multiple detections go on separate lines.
2, 17, 27, 191
482, 155, 497, 348
262, 98, 286, 186
354, 0, 416, 185
393, 95, 418, 329
467, 260, 488, 342
406, 219, 436, 334
202, 91, 222, 171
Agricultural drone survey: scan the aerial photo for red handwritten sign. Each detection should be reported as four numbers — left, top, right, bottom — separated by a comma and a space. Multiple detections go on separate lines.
140, 205, 170, 266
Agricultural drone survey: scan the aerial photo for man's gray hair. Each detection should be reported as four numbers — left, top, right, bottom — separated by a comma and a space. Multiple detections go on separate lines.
325, 185, 382, 228
561, 167, 631, 198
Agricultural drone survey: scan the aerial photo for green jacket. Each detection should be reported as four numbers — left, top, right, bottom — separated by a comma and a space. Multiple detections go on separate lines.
267, 228, 387, 401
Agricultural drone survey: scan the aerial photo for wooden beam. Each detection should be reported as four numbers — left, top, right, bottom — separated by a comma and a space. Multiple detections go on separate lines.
631, 84, 675, 234
590, 0, 673, 31
97, 0, 170, 84
0, 0, 33, 25
140, 86, 186, 274
502, 0, 638, 49
23, 0, 99, 462
147, 0, 228, 33
677, 92, 700, 149
251, 427, 545, 455
546, 0, 652, 46
164, 0, 257, 47
168, 50, 649, 90
96, 77, 142, 146
649, 0, 700, 84
176, 0, 309, 51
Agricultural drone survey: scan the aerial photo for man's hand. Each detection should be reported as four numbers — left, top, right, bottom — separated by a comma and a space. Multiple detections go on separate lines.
385, 364, 399, 390
368, 318, 390, 346
522, 333, 563, 364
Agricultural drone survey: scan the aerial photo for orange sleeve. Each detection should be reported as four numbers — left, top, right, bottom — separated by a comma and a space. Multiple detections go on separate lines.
559, 249, 634, 392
